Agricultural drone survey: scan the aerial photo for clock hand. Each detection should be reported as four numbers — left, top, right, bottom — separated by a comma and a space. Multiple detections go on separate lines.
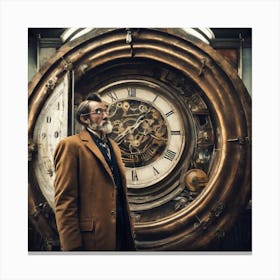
149, 133, 168, 141
115, 124, 142, 145
130, 119, 145, 133
114, 113, 147, 144
114, 126, 133, 143
128, 112, 150, 134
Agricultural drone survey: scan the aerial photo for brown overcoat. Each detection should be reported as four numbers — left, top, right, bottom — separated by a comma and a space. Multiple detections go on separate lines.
53, 129, 135, 251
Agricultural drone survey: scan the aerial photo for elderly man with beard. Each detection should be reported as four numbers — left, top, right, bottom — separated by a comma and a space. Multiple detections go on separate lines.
53, 93, 135, 251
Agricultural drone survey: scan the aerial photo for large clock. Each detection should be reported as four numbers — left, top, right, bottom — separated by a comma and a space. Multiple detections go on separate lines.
98, 80, 187, 188
28, 28, 251, 250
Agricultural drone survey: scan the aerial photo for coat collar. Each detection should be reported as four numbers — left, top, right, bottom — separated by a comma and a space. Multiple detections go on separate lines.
79, 129, 114, 180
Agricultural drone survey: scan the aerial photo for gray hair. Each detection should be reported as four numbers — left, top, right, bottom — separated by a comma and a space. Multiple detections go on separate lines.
75, 100, 91, 125
75, 92, 103, 125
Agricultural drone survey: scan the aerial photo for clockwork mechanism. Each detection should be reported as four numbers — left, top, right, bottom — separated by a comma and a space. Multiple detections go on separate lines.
110, 100, 168, 167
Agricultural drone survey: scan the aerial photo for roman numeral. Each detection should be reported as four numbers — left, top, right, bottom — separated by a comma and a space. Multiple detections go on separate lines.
46, 116, 51, 123
164, 149, 176, 161
165, 110, 174, 117
127, 87, 136, 97
171, 130, 181, 135
153, 166, 160, 175
107, 91, 118, 102
152, 95, 159, 103
132, 169, 138, 181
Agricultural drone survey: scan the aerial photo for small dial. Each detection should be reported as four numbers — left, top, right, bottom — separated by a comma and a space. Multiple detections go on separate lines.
100, 81, 186, 189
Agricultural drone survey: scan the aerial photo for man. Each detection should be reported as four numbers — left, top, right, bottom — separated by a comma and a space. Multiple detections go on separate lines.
53, 93, 135, 251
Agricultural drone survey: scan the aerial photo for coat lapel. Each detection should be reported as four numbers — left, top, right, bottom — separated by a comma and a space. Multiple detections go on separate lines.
79, 129, 114, 181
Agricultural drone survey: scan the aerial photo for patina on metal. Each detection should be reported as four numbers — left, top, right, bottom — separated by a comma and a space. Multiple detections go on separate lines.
28, 28, 251, 251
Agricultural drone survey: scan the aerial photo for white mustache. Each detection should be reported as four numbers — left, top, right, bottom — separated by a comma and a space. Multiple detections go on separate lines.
101, 120, 113, 134
89, 120, 113, 134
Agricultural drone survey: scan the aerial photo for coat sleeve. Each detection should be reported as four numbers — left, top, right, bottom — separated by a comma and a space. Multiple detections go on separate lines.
53, 138, 82, 251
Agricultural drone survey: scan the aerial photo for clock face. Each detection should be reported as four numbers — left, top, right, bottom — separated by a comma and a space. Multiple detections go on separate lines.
32, 74, 69, 209
99, 81, 186, 188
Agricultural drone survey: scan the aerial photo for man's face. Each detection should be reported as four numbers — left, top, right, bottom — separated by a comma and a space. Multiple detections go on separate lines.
84, 101, 113, 135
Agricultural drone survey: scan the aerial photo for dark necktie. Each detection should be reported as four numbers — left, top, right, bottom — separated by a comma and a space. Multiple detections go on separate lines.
99, 141, 111, 160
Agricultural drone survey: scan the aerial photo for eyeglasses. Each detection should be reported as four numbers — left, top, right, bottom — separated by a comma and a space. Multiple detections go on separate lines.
81, 108, 109, 116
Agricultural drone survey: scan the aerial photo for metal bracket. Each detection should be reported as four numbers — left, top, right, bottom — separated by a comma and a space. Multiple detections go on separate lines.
45, 76, 58, 91
61, 56, 73, 72
125, 29, 134, 57
198, 58, 206, 76
227, 136, 249, 145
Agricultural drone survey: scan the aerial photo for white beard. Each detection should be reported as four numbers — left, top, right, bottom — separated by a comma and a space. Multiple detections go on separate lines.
88, 120, 113, 135
101, 121, 113, 134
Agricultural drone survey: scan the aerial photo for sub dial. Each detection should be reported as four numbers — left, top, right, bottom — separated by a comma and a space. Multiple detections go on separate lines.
108, 100, 168, 168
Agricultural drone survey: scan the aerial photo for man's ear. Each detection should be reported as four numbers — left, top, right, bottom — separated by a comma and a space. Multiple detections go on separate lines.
80, 115, 90, 125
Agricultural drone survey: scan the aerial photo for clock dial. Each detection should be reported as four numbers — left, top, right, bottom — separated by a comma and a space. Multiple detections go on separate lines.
99, 81, 186, 188
33, 74, 69, 208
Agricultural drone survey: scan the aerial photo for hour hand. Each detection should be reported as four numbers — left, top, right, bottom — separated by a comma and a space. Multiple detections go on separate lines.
114, 127, 131, 144
149, 133, 167, 141
114, 114, 146, 144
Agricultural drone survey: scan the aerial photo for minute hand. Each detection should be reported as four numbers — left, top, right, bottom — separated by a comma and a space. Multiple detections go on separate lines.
114, 114, 146, 144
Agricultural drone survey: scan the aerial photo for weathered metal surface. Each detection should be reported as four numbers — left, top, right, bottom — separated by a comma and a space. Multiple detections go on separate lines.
28, 28, 251, 251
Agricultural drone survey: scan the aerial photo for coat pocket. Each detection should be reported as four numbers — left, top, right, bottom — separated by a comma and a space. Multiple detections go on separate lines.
80, 218, 96, 250
80, 218, 95, 232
